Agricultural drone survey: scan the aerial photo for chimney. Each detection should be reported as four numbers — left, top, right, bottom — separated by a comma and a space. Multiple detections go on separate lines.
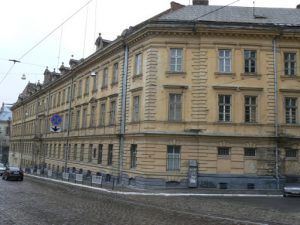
193, 0, 209, 5
297, 4, 300, 9
170, 2, 184, 11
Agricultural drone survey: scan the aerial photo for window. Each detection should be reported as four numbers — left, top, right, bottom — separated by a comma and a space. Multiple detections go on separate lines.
286, 148, 297, 158
75, 110, 81, 129
72, 83, 76, 101
284, 53, 296, 76
219, 49, 231, 73
167, 145, 180, 171
245, 96, 257, 123
88, 144, 93, 162
219, 95, 231, 122
99, 102, 106, 127
78, 80, 82, 97
130, 144, 137, 169
168, 94, 182, 121
244, 50, 256, 73
170, 48, 183, 72
102, 68, 108, 88
285, 97, 297, 124
80, 144, 84, 161
107, 144, 113, 165
62, 89, 66, 105
244, 148, 256, 157
109, 101, 116, 125
218, 147, 230, 156
66, 86, 71, 103
85, 76, 90, 95
112, 63, 118, 84
132, 96, 140, 122
90, 105, 96, 127
92, 72, 98, 92
73, 144, 77, 161
97, 144, 103, 164
58, 144, 61, 159
82, 108, 87, 128
135, 53, 142, 75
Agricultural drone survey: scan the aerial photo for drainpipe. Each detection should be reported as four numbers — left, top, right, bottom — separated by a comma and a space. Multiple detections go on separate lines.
272, 37, 280, 189
119, 44, 129, 184
65, 76, 74, 173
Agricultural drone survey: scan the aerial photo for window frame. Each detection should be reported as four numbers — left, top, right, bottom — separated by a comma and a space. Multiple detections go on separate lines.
218, 95, 231, 122
244, 50, 256, 73
168, 93, 182, 122
245, 96, 257, 123
132, 95, 140, 122
218, 49, 232, 73
244, 148, 256, 157
285, 97, 297, 124
170, 48, 183, 73
130, 144, 137, 169
107, 144, 113, 165
284, 52, 296, 76
135, 53, 142, 76
167, 145, 181, 171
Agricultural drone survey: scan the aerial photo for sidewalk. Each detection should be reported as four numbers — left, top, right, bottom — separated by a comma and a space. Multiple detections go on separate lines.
25, 174, 283, 197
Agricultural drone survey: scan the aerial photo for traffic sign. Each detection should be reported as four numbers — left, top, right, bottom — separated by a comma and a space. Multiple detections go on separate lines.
51, 114, 62, 126
50, 126, 61, 132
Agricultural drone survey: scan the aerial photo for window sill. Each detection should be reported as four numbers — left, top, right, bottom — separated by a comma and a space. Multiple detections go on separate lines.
217, 155, 230, 159
280, 75, 300, 81
132, 74, 143, 80
285, 157, 298, 161
241, 73, 261, 79
166, 71, 186, 77
244, 156, 256, 159
215, 72, 236, 78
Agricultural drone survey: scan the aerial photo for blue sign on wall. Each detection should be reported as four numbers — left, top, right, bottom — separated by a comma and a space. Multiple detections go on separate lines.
51, 114, 62, 126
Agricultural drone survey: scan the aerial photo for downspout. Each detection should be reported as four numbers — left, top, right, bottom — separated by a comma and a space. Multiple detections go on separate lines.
272, 36, 280, 189
119, 44, 129, 184
65, 77, 74, 173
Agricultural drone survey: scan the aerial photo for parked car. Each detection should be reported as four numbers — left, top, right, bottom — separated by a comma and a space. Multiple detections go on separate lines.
0, 163, 6, 176
283, 183, 300, 197
2, 166, 24, 181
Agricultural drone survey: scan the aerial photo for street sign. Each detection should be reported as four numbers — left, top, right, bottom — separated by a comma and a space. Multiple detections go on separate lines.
50, 126, 61, 132
51, 114, 62, 126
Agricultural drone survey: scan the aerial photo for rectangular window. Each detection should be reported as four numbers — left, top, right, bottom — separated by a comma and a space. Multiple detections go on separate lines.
85, 76, 90, 95
168, 94, 182, 121
88, 144, 93, 162
102, 68, 108, 88
130, 144, 137, 169
218, 147, 230, 156
58, 144, 61, 159
284, 53, 296, 76
73, 144, 77, 161
99, 103, 106, 127
132, 96, 140, 122
135, 53, 142, 75
78, 80, 82, 97
219, 49, 232, 73
97, 144, 103, 164
90, 105, 96, 127
244, 148, 256, 157
107, 144, 113, 165
286, 148, 297, 158
112, 63, 118, 84
285, 97, 297, 124
244, 50, 256, 73
167, 145, 181, 171
75, 110, 81, 129
245, 96, 257, 123
66, 86, 71, 103
170, 48, 183, 72
92, 72, 98, 92
72, 83, 76, 101
109, 101, 116, 125
219, 95, 231, 122
62, 90, 66, 105
82, 108, 87, 128
80, 144, 84, 161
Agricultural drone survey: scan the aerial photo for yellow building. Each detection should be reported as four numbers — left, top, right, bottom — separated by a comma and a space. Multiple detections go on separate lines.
10, 1, 300, 189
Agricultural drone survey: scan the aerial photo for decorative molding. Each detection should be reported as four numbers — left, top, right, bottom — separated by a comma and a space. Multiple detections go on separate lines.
279, 88, 300, 93
212, 85, 263, 91
130, 87, 143, 93
163, 85, 188, 90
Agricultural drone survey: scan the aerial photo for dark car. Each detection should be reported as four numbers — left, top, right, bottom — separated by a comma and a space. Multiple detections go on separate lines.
283, 183, 300, 197
0, 163, 6, 176
2, 166, 24, 181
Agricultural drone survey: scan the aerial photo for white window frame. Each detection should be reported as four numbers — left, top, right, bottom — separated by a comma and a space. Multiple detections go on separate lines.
170, 48, 183, 72
219, 49, 232, 73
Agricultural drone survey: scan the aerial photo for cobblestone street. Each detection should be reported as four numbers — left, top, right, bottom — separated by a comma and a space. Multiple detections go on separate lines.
0, 176, 299, 225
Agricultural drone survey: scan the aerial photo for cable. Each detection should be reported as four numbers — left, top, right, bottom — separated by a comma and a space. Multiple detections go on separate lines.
193, 0, 240, 21
18, 0, 93, 61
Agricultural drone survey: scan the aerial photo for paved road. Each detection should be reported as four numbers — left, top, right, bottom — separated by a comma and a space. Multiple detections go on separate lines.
0, 176, 299, 225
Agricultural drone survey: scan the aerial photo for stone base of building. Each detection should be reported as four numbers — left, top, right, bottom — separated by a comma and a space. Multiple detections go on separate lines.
122, 174, 288, 190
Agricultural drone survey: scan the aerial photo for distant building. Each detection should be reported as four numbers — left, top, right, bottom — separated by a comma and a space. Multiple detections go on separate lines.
10, 1, 300, 189
0, 103, 12, 164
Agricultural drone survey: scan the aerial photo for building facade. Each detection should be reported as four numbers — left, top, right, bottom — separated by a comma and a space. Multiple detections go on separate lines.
10, 1, 300, 189
0, 103, 12, 164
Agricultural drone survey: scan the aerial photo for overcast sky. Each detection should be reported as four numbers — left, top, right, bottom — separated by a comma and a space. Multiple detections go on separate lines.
0, 0, 299, 104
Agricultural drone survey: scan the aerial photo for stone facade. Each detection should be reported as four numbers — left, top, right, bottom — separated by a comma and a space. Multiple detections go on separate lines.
10, 2, 300, 189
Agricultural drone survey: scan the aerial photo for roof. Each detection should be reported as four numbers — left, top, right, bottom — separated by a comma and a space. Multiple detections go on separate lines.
159, 5, 300, 26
